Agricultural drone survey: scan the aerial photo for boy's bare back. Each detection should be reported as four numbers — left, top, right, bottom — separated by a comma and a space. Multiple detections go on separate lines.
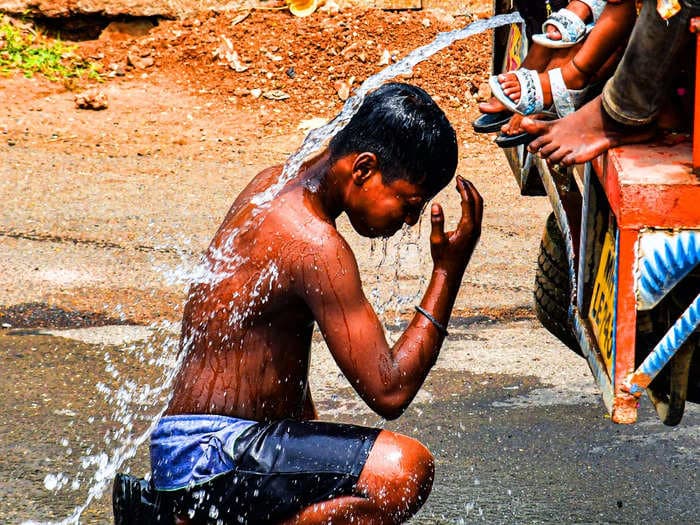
166, 165, 346, 421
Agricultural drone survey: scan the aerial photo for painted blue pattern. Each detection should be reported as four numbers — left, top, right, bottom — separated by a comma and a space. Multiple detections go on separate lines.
629, 294, 700, 395
637, 230, 700, 310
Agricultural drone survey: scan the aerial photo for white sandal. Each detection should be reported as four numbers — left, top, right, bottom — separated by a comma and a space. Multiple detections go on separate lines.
489, 68, 545, 116
489, 67, 591, 117
532, 0, 607, 48
547, 67, 591, 117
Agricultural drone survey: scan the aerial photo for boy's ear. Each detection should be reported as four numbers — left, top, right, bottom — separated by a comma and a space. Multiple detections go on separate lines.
351, 152, 378, 186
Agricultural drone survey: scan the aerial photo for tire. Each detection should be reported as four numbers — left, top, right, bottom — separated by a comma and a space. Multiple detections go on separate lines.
534, 213, 582, 355
647, 342, 695, 426
642, 267, 700, 425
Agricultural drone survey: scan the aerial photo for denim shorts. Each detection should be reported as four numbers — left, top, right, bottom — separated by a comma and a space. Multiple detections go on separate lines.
163, 419, 380, 524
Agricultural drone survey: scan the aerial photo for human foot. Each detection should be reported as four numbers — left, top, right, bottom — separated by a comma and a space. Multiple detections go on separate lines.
533, 0, 607, 48
522, 95, 657, 166
478, 96, 508, 114
491, 61, 591, 117
494, 111, 558, 148
545, 0, 594, 41
501, 113, 525, 136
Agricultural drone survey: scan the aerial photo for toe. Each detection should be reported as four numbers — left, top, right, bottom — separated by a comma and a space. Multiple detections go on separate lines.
528, 136, 545, 153
520, 116, 545, 135
479, 97, 505, 113
545, 24, 561, 40
539, 141, 560, 158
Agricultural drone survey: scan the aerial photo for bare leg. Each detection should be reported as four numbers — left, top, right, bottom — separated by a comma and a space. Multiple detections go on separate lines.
522, 95, 656, 166
280, 431, 434, 525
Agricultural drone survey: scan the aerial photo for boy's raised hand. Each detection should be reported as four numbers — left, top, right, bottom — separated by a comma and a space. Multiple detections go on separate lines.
429, 176, 483, 275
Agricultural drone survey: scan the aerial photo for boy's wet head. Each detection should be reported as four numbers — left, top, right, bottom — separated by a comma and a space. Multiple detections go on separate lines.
329, 82, 458, 198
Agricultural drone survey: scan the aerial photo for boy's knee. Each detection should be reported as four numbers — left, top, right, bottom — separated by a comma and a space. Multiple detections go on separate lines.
363, 432, 434, 517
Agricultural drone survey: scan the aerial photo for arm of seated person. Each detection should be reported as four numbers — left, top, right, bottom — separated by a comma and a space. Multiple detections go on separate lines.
297, 177, 482, 420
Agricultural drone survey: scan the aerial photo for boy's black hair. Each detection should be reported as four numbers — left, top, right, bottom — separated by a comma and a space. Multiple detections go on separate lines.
329, 82, 458, 198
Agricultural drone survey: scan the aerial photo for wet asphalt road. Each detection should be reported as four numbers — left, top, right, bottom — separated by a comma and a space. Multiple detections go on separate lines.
1, 319, 697, 525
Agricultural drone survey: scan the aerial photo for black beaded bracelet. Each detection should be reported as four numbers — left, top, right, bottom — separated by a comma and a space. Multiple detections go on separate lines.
414, 305, 449, 337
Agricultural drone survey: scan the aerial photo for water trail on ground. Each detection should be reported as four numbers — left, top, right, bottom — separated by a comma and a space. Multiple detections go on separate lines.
28, 11, 523, 524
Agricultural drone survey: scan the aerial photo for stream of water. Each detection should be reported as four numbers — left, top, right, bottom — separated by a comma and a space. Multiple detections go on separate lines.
26, 11, 524, 524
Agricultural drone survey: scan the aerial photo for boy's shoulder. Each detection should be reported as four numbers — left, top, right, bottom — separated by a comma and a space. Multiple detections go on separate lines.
266, 197, 345, 250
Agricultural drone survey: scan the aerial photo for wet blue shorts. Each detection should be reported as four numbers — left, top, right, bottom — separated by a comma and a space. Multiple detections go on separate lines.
152, 416, 380, 523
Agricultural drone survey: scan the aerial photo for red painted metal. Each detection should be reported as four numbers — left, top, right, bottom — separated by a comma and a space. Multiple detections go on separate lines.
692, 18, 700, 173
590, 140, 700, 229
611, 228, 640, 423
587, 124, 700, 423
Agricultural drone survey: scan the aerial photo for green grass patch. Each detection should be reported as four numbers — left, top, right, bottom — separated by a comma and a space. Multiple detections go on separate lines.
0, 15, 102, 82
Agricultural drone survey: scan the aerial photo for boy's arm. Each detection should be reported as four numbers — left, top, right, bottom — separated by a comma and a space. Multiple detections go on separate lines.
299, 177, 482, 420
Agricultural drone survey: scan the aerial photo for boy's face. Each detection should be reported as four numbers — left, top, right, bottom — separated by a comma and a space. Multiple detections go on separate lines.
347, 172, 428, 238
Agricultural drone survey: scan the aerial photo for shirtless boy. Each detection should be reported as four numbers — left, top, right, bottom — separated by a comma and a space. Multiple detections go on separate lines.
113, 82, 483, 524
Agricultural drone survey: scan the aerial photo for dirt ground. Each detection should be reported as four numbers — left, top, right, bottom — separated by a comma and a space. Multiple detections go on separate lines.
1, 3, 552, 326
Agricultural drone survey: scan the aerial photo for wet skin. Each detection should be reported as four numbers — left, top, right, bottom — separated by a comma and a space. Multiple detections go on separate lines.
166, 150, 483, 524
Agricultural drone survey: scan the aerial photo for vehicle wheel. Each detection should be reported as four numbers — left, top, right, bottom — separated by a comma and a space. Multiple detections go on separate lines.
642, 267, 700, 425
647, 341, 695, 426
534, 213, 583, 355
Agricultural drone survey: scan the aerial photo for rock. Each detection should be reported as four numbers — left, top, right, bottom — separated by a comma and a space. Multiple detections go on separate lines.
425, 8, 455, 26
465, 80, 478, 95
262, 90, 289, 101
378, 49, 391, 66
250, 88, 262, 99
127, 53, 154, 69
108, 62, 126, 77
319, 0, 340, 14
340, 42, 359, 57
74, 89, 108, 110
334, 80, 350, 101
213, 36, 248, 73
297, 117, 327, 131
265, 51, 283, 62
477, 82, 491, 102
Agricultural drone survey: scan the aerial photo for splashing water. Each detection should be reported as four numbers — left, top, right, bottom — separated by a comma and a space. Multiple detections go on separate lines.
253, 11, 523, 208
29, 12, 523, 524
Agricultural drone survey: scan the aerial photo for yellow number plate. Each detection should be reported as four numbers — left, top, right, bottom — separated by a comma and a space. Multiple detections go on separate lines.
589, 231, 616, 374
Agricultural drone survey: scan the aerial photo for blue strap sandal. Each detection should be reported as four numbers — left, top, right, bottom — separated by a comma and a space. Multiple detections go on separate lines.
532, 0, 607, 49
494, 68, 595, 148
